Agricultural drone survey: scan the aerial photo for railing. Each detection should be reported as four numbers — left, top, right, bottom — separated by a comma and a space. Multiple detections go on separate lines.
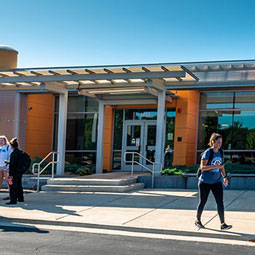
124, 152, 162, 189
32, 152, 59, 192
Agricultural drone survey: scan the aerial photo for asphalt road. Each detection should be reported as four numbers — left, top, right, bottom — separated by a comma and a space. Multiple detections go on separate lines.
0, 224, 255, 255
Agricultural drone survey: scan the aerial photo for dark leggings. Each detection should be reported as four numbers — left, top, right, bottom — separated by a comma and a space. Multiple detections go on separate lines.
196, 181, 225, 223
10, 174, 24, 203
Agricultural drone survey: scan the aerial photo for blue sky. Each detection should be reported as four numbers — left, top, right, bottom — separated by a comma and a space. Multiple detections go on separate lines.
1, 0, 255, 68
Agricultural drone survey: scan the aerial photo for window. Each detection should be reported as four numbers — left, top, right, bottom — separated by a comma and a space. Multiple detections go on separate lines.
198, 91, 255, 164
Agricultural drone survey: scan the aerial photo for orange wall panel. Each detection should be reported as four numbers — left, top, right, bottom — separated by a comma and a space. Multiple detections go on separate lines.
103, 106, 114, 172
173, 90, 199, 166
26, 94, 54, 160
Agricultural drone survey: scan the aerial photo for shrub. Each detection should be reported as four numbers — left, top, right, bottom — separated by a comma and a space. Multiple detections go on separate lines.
161, 168, 184, 176
76, 166, 93, 176
30, 156, 52, 174
161, 163, 255, 175
65, 163, 81, 173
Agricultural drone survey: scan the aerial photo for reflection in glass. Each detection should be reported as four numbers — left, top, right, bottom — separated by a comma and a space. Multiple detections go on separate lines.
235, 91, 255, 109
113, 110, 123, 150
68, 95, 98, 112
196, 151, 255, 165
127, 125, 141, 146
66, 113, 98, 150
164, 109, 175, 168
146, 150, 155, 164
125, 109, 157, 120
112, 152, 122, 170
65, 152, 96, 173
125, 150, 140, 165
147, 125, 156, 146
200, 92, 234, 110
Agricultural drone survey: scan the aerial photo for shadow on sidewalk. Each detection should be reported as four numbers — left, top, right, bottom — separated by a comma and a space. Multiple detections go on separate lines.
0, 216, 49, 233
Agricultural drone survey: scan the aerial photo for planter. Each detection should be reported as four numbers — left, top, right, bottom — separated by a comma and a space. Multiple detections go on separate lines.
227, 174, 255, 190
183, 173, 255, 190
1, 175, 48, 190
138, 174, 255, 190
138, 175, 186, 189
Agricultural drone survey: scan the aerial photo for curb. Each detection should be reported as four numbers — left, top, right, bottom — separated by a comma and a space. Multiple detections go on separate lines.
0, 217, 253, 242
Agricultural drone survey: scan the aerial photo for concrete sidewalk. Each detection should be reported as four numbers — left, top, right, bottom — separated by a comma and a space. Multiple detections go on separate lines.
0, 189, 255, 245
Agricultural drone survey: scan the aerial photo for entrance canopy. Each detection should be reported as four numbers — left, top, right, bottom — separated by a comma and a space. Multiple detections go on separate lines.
0, 63, 198, 175
0, 64, 198, 98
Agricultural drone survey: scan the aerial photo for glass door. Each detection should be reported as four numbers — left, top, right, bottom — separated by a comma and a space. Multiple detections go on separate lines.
122, 121, 144, 171
122, 120, 157, 171
143, 121, 157, 169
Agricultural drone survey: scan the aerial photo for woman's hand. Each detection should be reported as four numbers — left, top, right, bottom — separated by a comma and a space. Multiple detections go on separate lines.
223, 177, 228, 187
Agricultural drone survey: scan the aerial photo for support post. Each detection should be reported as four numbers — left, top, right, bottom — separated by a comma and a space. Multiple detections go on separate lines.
56, 90, 68, 175
96, 100, 105, 173
14, 92, 21, 138
155, 88, 166, 175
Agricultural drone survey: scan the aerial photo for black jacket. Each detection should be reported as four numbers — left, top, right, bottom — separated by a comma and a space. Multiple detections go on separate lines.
9, 148, 22, 176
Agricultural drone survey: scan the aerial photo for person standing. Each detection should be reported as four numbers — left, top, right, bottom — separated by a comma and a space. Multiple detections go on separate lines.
0, 135, 12, 199
195, 133, 232, 230
6, 137, 24, 205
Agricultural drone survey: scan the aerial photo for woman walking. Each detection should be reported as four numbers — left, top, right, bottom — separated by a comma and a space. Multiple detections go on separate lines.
195, 133, 232, 230
0, 135, 12, 199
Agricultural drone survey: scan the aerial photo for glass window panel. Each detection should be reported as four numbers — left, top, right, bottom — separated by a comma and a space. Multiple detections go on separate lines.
197, 111, 233, 150
126, 125, 141, 146
164, 109, 175, 168
68, 95, 98, 112
146, 150, 155, 164
125, 149, 140, 165
234, 91, 255, 109
125, 109, 157, 120
65, 152, 96, 173
113, 110, 123, 150
52, 114, 58, 151
54, 95, 59, 113
66, 113, 98, 150
112, 151, 121, 170
231, 110, 255, 150
165, 109, 176, 149
147, 125, 156, 146
200, 92, 234, 110
197, 151, 255, 165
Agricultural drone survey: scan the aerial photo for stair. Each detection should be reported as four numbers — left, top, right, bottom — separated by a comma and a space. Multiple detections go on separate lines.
41, 177, 145, 192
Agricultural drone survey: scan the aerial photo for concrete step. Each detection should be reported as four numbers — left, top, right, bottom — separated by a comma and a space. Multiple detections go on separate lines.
46, 177, 137, 186
41, 183, 145, 192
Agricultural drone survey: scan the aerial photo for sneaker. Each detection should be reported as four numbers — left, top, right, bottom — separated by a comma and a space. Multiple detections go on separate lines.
195, 220, 204, 228
5, 201, 17, 205
221, 223, 232, 230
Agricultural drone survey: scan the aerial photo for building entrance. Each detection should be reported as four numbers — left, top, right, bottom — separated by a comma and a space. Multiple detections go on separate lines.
121, 120, 157, 171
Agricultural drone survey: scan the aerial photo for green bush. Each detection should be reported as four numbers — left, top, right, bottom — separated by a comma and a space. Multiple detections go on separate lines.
161, 168, 184, 176
65, 163, 82, 173
224, 163, 255, 174
30, 156, 52, 174
161, 163, 255, 175
76, 166, 93, 176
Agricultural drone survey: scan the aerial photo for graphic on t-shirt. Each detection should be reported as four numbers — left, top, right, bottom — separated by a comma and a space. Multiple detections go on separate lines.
210, 157, 222, 170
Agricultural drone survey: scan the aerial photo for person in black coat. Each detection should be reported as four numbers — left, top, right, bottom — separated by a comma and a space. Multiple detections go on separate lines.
6, 137, 24, 205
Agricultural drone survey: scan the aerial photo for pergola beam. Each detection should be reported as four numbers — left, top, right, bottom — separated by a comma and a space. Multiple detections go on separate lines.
40, 83, 67, 94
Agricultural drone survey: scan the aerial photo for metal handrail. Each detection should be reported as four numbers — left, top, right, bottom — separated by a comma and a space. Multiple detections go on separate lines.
32, 152, 59, 192
124, 152, 162, 189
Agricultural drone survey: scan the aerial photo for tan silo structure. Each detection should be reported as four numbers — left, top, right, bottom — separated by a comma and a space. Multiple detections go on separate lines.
0, 45, 18, 69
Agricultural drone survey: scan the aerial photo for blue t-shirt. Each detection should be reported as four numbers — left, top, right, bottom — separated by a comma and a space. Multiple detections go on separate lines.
199, 148, 223, 184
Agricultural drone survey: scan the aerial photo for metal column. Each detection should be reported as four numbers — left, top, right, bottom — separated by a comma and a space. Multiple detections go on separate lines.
155, 89, 165, 174
96, 100, 105, 173
56, 90, 68, 175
